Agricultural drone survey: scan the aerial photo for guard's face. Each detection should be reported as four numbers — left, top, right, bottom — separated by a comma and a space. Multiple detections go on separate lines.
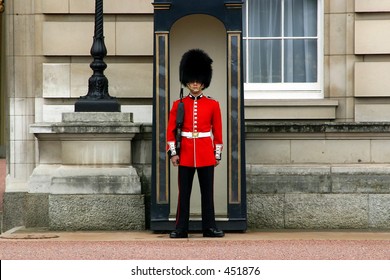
187, 81, 204, 93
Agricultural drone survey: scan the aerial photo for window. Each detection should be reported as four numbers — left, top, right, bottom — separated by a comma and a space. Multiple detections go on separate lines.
243, 0, 323, 99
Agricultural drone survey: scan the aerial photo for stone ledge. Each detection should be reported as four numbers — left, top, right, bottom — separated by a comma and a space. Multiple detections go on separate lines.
245, 99, 338, 120
247, 164, 390, 194
30, 122, 140, 136
62, 112, 133, 123
246, 122, 390, 134
28, 165, 141, 194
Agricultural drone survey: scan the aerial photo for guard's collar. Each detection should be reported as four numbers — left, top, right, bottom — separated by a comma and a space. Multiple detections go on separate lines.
188, 93, 203, 100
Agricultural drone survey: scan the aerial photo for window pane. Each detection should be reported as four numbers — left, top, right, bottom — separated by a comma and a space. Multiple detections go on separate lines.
248, 0, 282, 37
243, 39, 247, 82
284, 0, 317, 37
243, 0, 321, 88
284, 39, 317, 83
248, 39, 282, 83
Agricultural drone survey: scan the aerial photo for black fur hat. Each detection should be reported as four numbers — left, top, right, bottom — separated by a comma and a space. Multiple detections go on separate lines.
179, 49, 213, 89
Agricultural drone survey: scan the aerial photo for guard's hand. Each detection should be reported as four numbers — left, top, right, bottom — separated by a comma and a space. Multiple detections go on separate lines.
215, 160, 220, 167
171, 155, 180, 167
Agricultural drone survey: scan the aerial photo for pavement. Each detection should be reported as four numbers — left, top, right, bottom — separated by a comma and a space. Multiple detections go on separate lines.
1, 160, 389, 260
1, 227, 390, 260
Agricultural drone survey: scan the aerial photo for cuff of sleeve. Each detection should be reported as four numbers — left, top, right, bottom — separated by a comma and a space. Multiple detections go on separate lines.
168, 142, 177, 158
215, 144, 223, 161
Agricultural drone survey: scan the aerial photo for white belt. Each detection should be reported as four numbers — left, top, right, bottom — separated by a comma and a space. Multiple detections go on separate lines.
181, 131, 211, 138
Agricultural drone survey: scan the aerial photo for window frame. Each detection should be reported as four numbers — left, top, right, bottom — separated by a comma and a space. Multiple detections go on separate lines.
243, 0, 324, 99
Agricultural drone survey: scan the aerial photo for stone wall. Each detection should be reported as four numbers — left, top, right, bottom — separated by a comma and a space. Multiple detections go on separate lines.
3, 0, 390, 232
4, 122, 390, 231
2, 113, 147, 232
247, 166, 390, 229
245, 122, 390, 230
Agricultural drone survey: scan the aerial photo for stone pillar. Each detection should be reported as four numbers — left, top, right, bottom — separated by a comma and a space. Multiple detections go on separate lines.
26, 112, 145, 230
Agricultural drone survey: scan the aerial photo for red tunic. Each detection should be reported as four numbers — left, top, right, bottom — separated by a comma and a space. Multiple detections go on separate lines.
167, 93, 223, 167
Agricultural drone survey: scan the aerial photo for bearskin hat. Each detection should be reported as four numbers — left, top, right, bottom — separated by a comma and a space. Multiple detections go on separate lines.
179, 49, 213, 89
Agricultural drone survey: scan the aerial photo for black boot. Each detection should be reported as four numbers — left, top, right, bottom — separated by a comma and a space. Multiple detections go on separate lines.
203, 228, 224, 237
169, 230, 188, 238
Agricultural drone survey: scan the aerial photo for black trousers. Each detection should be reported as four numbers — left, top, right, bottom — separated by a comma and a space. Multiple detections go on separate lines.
175, 165, 216, 231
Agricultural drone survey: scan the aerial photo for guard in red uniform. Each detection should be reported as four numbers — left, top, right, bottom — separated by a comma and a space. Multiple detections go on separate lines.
167, 49, 224, 238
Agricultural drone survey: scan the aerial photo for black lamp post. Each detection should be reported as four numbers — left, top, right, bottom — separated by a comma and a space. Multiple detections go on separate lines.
0, 0, 4, 14
75, 0, 120, 112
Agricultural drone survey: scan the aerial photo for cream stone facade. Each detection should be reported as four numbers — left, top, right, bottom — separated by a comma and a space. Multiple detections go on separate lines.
1, 0, 390, 231
0, 3, 4, 158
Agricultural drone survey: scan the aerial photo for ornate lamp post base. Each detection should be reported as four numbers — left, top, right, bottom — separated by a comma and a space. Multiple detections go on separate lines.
75, 99, 120, 112
74, 0, 120, 112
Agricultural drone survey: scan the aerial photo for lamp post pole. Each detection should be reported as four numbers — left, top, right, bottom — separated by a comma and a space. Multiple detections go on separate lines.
75, 0, 120, 112
0, 0, 4, 13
